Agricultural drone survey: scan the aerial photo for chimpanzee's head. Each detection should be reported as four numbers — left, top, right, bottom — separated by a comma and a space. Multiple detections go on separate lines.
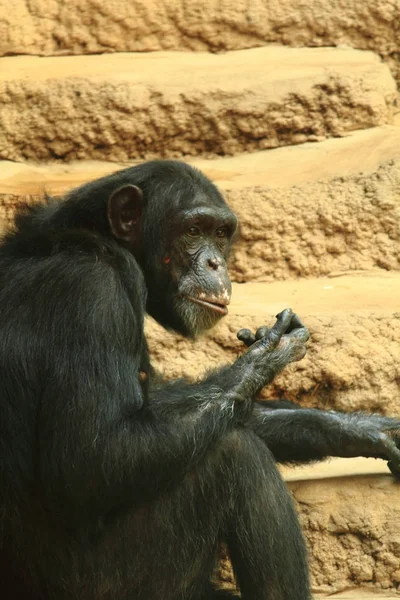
106, 161, 238, 337
60, 161, 238, 337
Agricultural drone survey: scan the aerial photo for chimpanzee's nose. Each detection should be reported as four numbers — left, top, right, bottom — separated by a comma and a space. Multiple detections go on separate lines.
207, 257, 223, 270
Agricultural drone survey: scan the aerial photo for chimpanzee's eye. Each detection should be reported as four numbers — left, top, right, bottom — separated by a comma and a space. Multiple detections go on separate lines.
216, 228, 227, 238
187, 226, 201, 237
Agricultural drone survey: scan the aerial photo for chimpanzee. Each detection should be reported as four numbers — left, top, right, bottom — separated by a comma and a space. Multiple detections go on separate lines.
62, 160, 400, 472
0, 160, 399, 600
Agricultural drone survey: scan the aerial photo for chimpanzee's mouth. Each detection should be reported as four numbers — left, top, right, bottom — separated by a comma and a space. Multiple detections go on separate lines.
187, 296, 229, 316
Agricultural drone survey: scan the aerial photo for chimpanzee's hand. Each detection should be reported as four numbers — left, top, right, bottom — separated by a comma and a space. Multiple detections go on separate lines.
350, 416, 400, 477
225, 310, 309, 422
237, 310, 309, 364
229, 309, 309, 404
250, 309, 309, 364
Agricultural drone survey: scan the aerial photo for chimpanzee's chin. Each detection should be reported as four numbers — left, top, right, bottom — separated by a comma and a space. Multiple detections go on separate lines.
172, 296, 223, 338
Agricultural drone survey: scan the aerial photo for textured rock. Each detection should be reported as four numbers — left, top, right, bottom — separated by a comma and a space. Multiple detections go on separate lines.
2, 154, 400, 282
144, 274, 400, 415
193, 125, 400, 190
217, 459, 400, 594
316, 594, 399, 599
292, 469, 400, 593
2, 125, 400, 194
317, 593, 399, 599
0, 48, 396, 162
281, 459, 400, 594
226, 160, 400, 282
1, 0, 399, 83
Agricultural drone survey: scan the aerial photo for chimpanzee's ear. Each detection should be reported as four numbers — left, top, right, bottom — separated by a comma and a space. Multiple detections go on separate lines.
107, 185, 144, 242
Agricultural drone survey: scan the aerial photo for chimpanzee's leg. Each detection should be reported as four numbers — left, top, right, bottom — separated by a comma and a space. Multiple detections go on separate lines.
123, 429, 310, 600
223, 431, 310, 600
31, 429, 308, 600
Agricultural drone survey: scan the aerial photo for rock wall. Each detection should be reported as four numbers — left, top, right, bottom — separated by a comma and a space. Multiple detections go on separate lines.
1, 0, 400, 86
0, 48, 396, 162
1, 0, 400, 595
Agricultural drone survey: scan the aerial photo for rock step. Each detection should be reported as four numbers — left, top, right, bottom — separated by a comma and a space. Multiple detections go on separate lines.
0, 47, 396, 162
317, 594, 399, 599
218, 458, 400, 594
1, 125, 400, 194
1, 0, 399, 83
2, 128, 400, 282
145, 274, 400, 415
227, 159, 400, 282
283, 459, 400, 594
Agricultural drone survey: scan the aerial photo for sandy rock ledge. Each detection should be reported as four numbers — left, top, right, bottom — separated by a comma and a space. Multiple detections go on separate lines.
0, 48, 396, 162
226, 159, 400, 282
1, 0, 400, 87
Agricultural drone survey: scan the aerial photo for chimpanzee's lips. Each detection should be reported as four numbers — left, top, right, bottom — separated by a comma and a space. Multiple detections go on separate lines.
187, 296, 229, 315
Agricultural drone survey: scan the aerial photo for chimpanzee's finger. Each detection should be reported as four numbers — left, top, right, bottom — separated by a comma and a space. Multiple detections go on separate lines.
287, 327, 310, 343
237, 329, 256, 347
255, 326, 270, 340
273, 309, 294, 335
286, 314, 306, 334
380, 436, 400, 472
387, 461, 400, 478
261, 309, 293, 347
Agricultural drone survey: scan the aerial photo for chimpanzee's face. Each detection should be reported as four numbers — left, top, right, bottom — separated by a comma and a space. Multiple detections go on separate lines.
150, 200, 237, 337
106, 162, 238, 338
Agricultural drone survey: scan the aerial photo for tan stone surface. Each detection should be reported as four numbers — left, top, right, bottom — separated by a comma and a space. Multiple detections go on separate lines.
0, 48, 396, 162
317, 593, 399, 599
317, 594, 399, 599
226, 159, 400, 282
282, 457, 391, 483
2, 125, 400, 195
1, 0, 399, 81
292, 465, 400, 593
193, 126, 400, 190
145, 274, 400, 414
219, 459, 400, 594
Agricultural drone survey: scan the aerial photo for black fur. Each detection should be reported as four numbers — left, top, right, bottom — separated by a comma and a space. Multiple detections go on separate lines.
0, 162, 310, 600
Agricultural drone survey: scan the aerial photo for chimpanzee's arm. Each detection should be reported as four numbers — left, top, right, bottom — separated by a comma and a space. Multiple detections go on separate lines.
38, 260, 308, 523
29, 255, 244, 522
151, 310, 308, 400
237, 323, 400, 472
145, 309, 309, 470
247, 400, 400, 471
